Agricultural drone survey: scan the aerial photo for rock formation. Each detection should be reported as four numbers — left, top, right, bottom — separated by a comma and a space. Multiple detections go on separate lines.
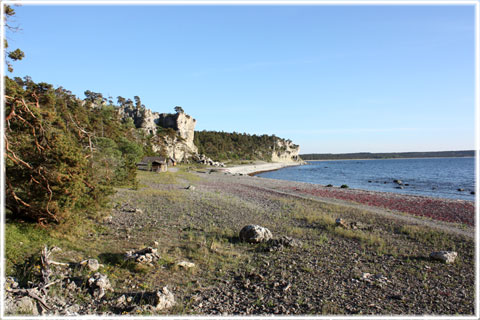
118, 106, 198, 162
271, 139, 301, 163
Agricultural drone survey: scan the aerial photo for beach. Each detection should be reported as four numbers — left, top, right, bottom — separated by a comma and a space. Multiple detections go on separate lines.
224, 161, 305, 175
7, 166, 473, 315
104, 167, 474, 315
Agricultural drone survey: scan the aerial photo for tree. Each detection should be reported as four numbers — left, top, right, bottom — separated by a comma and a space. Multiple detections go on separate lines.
134, 96, 142, 109
4, 5, 25, 72
117, 96, 126, 106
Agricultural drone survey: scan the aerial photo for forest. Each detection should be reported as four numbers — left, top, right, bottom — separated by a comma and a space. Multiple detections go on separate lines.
194, 130, 282, 161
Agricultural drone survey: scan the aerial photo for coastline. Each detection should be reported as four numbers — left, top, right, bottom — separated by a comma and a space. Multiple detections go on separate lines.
224, 161, 305, 175
304, 156, 475, 162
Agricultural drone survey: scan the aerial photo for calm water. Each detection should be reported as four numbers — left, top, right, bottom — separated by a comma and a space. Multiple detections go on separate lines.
257, 157, 476, 201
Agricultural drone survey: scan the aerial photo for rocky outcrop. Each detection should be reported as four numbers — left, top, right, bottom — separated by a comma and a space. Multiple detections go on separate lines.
118, 106, 198, 161
271, 139, 302, 163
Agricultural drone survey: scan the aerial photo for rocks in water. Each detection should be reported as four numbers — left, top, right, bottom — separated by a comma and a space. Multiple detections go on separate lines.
125, 247, 160, 265
87, 273, 113, 299
393, 179, 403, 185
239, 225, 273, 243
155, 287, 175, 310
395, 186, 404, 189
176, 261, 195, 269
457, 188, 465, 192
368, 180, 372, 183
79, 259, 101, 272
430, 251, 458, 264
340, 184, 349, 189
470, 191, 475, 195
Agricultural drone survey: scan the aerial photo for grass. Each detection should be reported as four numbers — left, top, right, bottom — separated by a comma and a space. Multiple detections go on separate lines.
398, 224, 457, 249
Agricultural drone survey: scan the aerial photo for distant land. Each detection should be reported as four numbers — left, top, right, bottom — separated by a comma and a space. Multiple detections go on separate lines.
300, 150, 475, 160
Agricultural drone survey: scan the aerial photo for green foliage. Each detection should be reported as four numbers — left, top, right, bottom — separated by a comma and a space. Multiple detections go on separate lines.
5, 76, 146, 225
194, 130, 285, 161
4, 5, 25, 72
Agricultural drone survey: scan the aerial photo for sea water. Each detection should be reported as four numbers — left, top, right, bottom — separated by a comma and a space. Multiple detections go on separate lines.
256, 157, 476, 201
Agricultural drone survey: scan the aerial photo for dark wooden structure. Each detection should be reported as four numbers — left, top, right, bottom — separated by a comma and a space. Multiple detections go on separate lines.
137, 156, 168, 172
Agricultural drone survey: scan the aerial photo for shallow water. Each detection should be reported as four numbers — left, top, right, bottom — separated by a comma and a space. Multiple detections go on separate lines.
256, 157, 476, 201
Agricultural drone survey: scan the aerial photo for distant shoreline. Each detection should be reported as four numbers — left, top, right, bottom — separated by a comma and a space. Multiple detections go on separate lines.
305, 156, 475, 162
300, 150, 475, 161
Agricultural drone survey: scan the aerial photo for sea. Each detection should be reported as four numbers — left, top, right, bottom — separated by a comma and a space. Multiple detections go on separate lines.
256, 157, 476, 201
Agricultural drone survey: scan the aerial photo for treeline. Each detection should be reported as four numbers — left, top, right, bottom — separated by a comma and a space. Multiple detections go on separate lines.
194, 130, 281, 161
300, 150, 475, 160
5, 76, 154, 225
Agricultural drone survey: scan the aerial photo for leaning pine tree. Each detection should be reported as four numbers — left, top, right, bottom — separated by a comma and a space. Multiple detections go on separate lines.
5, 78, 103, 224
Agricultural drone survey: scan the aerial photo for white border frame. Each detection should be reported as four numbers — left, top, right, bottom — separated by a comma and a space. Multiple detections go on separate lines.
1, 1, 478, 319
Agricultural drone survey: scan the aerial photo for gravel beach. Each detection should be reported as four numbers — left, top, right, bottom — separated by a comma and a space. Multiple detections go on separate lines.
7, 167, 474, 316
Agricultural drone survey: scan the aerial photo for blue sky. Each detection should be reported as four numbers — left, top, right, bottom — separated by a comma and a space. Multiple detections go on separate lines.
6, 4, 476, 153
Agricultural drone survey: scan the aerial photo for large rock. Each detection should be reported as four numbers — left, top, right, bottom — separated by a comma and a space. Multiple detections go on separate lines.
239, 225, 273, 243
155, 286, 175, 310
430, 251, 458, 264
5, 296, 39, 315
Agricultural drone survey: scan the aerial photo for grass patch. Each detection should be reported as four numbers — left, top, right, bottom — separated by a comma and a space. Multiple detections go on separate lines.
398, 224, 456, 249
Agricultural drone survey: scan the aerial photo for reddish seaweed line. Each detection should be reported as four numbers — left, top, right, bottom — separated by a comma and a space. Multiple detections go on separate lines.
285, 187, 474, 226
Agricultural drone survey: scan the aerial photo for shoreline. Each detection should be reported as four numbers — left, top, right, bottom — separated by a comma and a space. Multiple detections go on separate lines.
224, 161, 305, 175
303, 156, 475, 162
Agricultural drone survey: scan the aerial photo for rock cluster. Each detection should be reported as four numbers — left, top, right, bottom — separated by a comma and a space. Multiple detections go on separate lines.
194, 153, 225, 167
125, 247, 160, 265
4, 246, 177, 316
87, 273, 113, 299
263, 236, 302, 252
239, 225, 273, 243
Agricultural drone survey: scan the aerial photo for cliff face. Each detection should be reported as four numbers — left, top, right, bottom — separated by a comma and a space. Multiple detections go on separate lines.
118, 106, 198, 161
271, 139, 302, 163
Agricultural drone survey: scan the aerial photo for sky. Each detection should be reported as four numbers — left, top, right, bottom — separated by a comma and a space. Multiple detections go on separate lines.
5, 3, 476, 154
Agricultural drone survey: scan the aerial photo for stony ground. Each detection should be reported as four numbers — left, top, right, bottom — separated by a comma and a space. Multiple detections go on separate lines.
5, 168, 475, 316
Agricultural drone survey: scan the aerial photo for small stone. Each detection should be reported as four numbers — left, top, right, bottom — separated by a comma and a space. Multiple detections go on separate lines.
430, 251, 457, 264
116, 295, 126, 306
176, 261, 195, 268
80, 259, 100, 272
186, 185, 196, 190
135, 208, 143, 214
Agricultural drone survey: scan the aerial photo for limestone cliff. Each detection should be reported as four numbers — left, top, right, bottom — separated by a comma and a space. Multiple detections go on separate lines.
271, 139, 302, 163
118, 106, 198, 161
